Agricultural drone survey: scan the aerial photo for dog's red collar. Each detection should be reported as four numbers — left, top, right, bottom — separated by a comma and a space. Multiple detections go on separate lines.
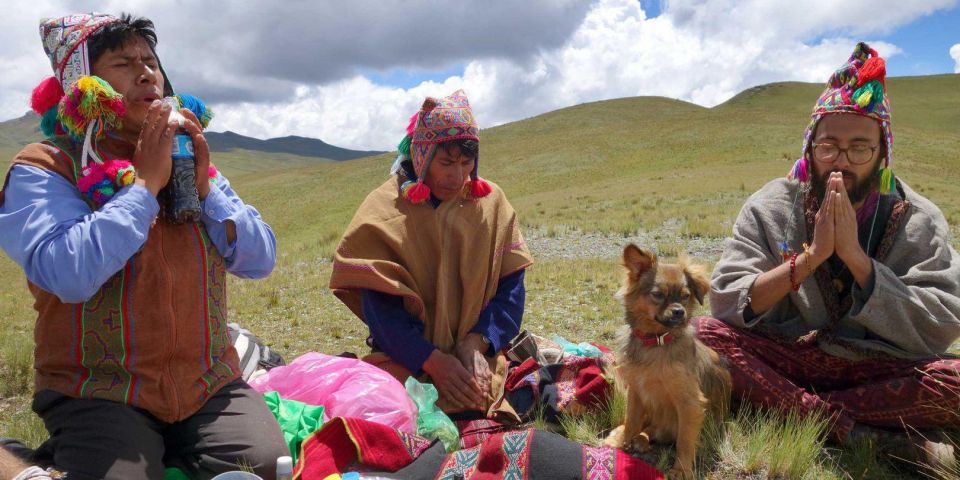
631, 329, 674, 347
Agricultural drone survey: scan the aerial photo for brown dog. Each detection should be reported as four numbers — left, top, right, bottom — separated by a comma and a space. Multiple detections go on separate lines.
604, 244, 731, 479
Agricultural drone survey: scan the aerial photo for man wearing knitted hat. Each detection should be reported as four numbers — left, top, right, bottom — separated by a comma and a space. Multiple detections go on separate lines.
701, 43, 960, 468
0, 13, 285, 479
330, 90, 534, 412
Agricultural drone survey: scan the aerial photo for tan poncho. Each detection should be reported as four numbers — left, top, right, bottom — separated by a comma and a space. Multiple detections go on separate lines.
330, 176, 534, 353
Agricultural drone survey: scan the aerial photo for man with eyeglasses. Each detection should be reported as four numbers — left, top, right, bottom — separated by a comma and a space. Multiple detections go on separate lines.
699, 43, 960, 469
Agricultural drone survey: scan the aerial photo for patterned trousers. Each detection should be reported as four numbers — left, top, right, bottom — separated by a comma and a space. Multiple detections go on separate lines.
694, 317, 960, 441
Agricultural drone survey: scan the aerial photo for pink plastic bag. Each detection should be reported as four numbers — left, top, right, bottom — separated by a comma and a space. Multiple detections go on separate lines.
249, 352, 417, 433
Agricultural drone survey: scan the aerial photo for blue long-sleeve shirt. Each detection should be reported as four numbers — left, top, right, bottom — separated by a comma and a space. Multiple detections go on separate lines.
361, 269, 526, 374
0, 164, 275, 303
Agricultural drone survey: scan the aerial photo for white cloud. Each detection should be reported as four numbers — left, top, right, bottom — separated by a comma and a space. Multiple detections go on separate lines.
0, 0, 592, 108
952, 43, 960, 73
0, 0, 72, 121
206, 0, 918, 149
0, 0, 955, 151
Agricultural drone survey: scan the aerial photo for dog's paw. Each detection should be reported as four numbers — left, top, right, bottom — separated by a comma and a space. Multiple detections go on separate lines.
603, 425, 625, 448
625, 432, 651, 453
604, 426, 651, 453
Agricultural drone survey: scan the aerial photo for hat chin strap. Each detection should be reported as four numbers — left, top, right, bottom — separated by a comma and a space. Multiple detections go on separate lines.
80, 119, 104, 168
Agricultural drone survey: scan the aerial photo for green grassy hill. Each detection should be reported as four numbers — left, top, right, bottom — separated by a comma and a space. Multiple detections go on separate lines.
1, 74, 958, 478
229, 74, 960, 254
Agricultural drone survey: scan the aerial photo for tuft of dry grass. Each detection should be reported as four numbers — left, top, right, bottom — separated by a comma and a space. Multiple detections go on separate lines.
0, 332, 32, 399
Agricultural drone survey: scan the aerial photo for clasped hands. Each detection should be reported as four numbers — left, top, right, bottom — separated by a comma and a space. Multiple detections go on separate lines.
808, 172, 872, 283
422, 333, 493, 411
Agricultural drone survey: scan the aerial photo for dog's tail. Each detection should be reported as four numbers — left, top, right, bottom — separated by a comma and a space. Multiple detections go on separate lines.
702, 356, 733, 420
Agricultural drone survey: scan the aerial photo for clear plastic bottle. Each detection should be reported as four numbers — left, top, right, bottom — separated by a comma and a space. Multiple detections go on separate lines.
276, 455, 293, 480
159, 97, 201, 224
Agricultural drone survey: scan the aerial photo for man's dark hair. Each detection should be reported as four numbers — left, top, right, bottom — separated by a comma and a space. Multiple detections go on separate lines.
440, 139, 479, 159
87, 14, 158, 66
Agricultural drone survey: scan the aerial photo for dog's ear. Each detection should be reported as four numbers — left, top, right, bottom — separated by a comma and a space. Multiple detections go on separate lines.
622, 244, 657, 277
682, 258, 710, 305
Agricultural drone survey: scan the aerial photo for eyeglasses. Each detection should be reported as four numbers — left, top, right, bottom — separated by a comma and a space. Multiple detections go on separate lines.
811, 143, 879, 165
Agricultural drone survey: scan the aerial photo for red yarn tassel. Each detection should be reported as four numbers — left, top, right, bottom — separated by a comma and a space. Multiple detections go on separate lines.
31, 77, 64, 115
857, 57, 886, 87
470, 178, 492, 198
406, 112, 418, 136
406, 181, 431, 203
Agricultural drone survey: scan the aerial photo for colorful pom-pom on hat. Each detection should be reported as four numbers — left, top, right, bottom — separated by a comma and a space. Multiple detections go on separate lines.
392, 90, 490, 204
58, 76, 126, 164
790, 42, 896, 193
59, 75, 125, 136
174, 94, 214, 128
76, 158, 136, 207
31, 77, 64, 115
33, 14, 122, 143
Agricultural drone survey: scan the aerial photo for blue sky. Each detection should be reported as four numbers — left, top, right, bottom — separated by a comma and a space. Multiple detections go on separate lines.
636, 0, 960, 79
639, 0, 665, 17
877, 6, 960, 76
365, 66, 468, 90
634, 1, 959, 78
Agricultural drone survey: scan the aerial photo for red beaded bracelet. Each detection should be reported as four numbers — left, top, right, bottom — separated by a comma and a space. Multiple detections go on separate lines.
789, 252, 801, 291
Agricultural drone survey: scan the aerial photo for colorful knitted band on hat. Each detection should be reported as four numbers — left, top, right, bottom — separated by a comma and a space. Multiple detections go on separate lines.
396, 89, 491, 203
40, 13, 121, 89
789, 42, 895, 193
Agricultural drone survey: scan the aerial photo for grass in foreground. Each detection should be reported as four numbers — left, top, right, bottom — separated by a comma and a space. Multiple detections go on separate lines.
550, 371, 944, 479
2, 256, 956, 478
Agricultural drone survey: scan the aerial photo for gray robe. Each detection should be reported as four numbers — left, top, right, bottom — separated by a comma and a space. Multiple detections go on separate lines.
710, 177, 960, 360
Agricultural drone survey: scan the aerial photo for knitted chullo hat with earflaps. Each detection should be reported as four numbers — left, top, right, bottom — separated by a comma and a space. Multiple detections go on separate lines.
392, 89, 491, 204
788, 42, 895, 193
30, 13, 214, 207
33, 14, 126, 161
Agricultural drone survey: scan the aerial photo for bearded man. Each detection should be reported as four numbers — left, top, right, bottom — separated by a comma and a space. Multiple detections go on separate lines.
700, 43, 960, 468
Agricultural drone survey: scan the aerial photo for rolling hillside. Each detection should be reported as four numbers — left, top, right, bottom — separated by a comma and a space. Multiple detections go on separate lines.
218, 74, 960, 253
0, 112, 383, 177
205, 131, 383, 160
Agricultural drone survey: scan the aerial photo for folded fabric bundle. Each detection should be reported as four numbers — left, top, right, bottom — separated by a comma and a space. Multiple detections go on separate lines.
294, 417, 663, 480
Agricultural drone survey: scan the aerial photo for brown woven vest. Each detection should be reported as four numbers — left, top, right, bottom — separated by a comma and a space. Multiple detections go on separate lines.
1, 139, 239, 422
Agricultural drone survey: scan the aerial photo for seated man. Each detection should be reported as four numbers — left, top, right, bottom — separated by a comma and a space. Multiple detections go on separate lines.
0, 13, 285, 480
702, 42, 960, 466
330, 90, 534, 412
